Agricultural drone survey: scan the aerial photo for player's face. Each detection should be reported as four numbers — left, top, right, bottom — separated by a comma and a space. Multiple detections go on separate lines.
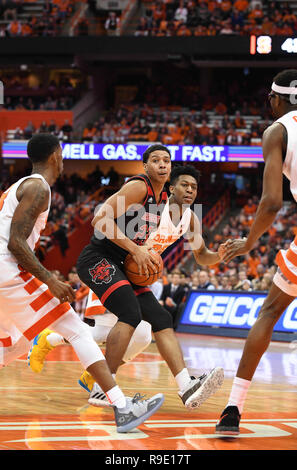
144, 151, 171, 184
170, 175, 198, 206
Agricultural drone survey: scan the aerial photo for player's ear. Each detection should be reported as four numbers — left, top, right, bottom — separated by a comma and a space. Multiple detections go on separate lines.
169, 184, 175, 195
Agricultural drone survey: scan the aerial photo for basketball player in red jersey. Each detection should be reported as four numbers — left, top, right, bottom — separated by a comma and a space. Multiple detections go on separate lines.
31, 145, 223, 409
30, 164, 226, 408
0, 133, 164, 433
216, 69, 297, 435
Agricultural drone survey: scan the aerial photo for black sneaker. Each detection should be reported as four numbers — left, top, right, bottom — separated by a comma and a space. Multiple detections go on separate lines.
215, 406, 241, 435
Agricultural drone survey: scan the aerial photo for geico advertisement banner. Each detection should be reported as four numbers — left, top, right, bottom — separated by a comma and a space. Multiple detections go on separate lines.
180, 290, 297, 332
2, 142, 263, 162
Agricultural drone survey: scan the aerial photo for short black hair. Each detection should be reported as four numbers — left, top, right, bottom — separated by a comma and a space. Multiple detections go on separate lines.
142, 144, 171, 164
170, 165, 201, 186
273, 69, 297, 103
27, 133, 60, 163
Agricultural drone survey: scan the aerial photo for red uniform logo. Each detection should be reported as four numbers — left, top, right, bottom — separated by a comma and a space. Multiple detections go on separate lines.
89, 259, 115, 284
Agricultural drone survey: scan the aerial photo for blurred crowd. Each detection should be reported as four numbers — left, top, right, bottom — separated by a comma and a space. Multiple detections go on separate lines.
0, 0, 74, 37
79, 103, 271, 147
13, 119, 74, 141
135, 0, 297, 37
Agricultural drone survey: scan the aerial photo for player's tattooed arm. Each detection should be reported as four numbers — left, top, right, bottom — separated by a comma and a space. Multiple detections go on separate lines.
8, 179, 54, 285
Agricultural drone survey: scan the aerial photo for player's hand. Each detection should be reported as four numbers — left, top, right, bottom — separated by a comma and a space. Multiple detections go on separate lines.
218, 243, 227, 260
131, 245, 159, 276
46, 278, 76, 304
221, 238, 249, 263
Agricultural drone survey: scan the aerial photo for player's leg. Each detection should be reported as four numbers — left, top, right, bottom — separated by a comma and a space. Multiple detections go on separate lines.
138, 291, 224, 409
46, 306, 164, 432
88, 320, 152, 407
216, 281, 294, 435
77, 246, 142, 374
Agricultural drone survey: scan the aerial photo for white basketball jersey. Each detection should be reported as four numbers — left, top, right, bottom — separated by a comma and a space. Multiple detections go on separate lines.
0, 174, 51, 256
146, 200, 201, 254
276, 110, 297, 202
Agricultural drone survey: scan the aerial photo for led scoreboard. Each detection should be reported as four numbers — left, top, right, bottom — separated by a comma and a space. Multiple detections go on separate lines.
250, 35, 297, 55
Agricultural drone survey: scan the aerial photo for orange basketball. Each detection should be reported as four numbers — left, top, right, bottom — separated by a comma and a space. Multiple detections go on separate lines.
124, 252, 163, 286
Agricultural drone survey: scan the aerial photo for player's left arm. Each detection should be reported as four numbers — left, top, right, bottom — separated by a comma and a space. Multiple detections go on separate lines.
187, 211, 223, 266
222, 122, 284, 263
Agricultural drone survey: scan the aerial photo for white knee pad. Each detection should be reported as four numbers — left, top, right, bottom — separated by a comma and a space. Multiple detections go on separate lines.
123, 320, 152, 362
52, 309, 105, 369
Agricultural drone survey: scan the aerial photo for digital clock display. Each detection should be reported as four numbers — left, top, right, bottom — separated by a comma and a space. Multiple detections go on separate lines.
250, 35, 297, 55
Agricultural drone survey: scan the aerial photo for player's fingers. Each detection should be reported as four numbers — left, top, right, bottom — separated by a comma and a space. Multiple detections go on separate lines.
147, 259, 158, 273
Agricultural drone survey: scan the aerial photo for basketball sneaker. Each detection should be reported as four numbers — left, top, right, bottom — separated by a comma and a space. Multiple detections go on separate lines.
78, 371, 111, 407
28, 329, 55, 373
78, 370, 95, 393
178, 367, 224, 409
88, 383, 111, 408
113, 392, 164, 433
215, 406, 241, 435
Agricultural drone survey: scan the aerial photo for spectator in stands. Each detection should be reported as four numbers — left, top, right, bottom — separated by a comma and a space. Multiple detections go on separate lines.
14, 126, 23, 140
59, 119, 73, 142
82, 123, 97, 142
135, 17, 149, 36
48, 119, 58, 135
6, 18, 21, 36
105, 11, 120, 36
243, 198, 257, 216
38, 121, 48, 133
160, 271, 186, 330
174, 0, 188, 23
198, 270, 215, 290
0, 0, 17, 20
23, 121, 35, 139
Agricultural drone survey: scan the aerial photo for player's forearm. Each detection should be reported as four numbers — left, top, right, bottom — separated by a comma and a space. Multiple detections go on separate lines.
193, 249, 220, 266
8, 238, 54, 284
245, 200, 281, 250
94, 217, 138, 255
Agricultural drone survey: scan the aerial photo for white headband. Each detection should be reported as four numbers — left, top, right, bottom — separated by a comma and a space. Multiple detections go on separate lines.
272, 82, 297, 95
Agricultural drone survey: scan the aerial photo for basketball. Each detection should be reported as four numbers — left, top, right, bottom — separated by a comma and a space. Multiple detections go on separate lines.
124, 252, 163, 286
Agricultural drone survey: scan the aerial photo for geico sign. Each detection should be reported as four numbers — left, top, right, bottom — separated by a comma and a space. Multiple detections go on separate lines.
188, 294, 297, 330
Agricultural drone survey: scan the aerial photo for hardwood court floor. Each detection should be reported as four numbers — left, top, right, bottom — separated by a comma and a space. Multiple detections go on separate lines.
0, 333, 296, 450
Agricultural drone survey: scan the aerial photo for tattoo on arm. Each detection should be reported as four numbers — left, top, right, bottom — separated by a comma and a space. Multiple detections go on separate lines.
8, 182, 53, 284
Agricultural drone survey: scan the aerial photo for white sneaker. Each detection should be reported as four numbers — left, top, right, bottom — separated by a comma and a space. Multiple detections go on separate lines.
178, 367, 224, 409
88, 383, 111, 408
113, 393, 164, 433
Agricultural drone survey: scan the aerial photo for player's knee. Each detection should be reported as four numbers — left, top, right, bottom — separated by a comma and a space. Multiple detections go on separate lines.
117, 307, 142, 329
151, 309, 173, 332
134, 321, 152, 348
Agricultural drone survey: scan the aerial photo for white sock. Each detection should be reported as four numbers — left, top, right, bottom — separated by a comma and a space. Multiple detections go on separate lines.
47, 333, 64, 347
175, 368, 191, 392
105, 385, 126, 409
93, 373, 117, 394
227, 377, 251, 414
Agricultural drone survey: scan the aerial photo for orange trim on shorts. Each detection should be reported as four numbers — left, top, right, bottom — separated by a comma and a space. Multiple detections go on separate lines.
276, 251, 297, 284
30, 289, 54, 312
101, 280, 130, 305
286, 248, 297, 267
85, 305, 106, 317
0, 336, 12, 347
24, 278, 43, 295
18, 270, 32, 282
23, 302, 71, 341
